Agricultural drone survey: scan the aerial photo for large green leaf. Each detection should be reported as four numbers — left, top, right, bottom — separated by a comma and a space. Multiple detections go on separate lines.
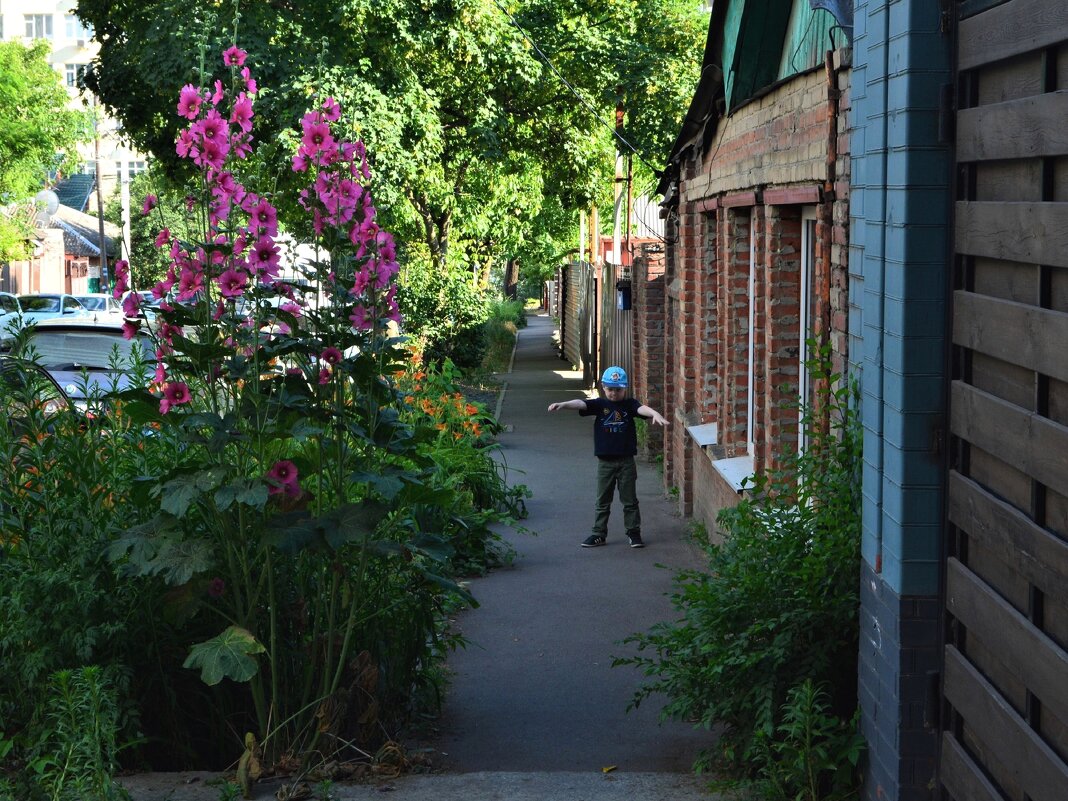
161, 466, 229, 516
214, 479, 269, 511
108, 519, 215, 584
183, 626, 265, 686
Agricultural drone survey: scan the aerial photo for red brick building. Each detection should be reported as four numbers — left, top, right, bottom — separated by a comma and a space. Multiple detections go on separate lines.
633, 0, 851, 532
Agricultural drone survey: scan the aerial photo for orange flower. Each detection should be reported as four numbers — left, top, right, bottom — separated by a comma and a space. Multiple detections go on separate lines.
465, 404, 478, 416
435, 423, 447, 431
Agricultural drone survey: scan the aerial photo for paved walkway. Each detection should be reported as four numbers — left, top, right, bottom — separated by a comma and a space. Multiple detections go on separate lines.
428, 313, 713, 773
121, 313, 720, 800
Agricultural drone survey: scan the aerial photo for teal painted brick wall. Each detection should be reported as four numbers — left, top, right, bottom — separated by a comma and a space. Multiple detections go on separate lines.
851, 1, 951, 799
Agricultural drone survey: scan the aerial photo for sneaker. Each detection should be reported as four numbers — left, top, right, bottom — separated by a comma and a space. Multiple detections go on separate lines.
581, 534, 606, 548
627, 533, 645, 548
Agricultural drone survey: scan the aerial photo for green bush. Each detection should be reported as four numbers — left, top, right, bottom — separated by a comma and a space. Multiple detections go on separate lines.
398, 269, 489, 369
619, 355, 863, 795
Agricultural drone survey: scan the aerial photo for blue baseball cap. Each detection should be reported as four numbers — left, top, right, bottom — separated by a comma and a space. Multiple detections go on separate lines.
601, 366, 628, 388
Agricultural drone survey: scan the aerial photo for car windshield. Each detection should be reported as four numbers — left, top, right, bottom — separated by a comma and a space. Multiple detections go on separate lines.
76, 297, 109, 310
20, 296, 60, 312
29, 330, 154, 370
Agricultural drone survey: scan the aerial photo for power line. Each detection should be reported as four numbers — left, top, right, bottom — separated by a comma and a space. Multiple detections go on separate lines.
490, 0, 663, 176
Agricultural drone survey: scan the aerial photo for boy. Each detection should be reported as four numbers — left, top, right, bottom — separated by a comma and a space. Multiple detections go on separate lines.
547, 366, 669, 548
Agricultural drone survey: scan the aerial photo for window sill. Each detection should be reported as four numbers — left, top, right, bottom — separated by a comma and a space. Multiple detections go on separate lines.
710, 455, 755, 494
685, 422, 719, 447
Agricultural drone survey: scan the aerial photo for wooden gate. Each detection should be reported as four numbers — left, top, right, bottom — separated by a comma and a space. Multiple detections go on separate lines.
941, 2, 1068, 799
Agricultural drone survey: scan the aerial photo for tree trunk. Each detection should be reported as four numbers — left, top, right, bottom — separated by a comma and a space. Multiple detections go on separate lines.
504, 258, 520, 300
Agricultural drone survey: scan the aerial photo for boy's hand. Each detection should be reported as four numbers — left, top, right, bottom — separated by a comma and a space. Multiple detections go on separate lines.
648, 411, 669, 426
548, 402, 564, 412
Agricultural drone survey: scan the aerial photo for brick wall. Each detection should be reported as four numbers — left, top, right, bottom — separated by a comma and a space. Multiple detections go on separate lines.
640, 52, 851, 534
632, 246, 666, 458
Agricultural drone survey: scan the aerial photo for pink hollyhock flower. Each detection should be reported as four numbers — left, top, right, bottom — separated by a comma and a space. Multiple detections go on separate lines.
246, 236, 280, 276
112, 259, 130, 298
216, 268, 248, 299
151, 280, 171, 300
207, 577, 226, 599
230, 93, 253, 132
192, 110, 229, 150
266, 460, 299, 496
322, 97, 341, 122
122, 292, 142, 317
241, 67, 257, 94
141, 194, 158, 215
250, 199, 278, 235
292, 153, 309, 173
318, 368, 332, 385
231, 132, 253, 160
212, 170, 238, 198
160, 381, 191, 413
177, 84, 203, 119
154, 228, 171, 249
195, 138, 228, 170
321, 346, 343, 365
177, 268, 205, 301
211, 79, 224, 106
223, 46, 247, 66
280, 301, 302, 317
121, 319, 140, 340
301, 119, 335, 156
384, 285, 402, 324
349, 304, 372, 331
154, 361, 167, 383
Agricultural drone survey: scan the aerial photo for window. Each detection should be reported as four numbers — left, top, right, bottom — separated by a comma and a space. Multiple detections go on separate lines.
798, 207, 817, 451
746, 215, 757, 457
24, 14, 53, 39
65, 63, 88, 88
128, 160, 147, 178
65, 14, 92, 41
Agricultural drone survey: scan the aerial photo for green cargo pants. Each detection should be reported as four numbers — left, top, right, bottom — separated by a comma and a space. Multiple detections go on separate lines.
593, 456, 640, 538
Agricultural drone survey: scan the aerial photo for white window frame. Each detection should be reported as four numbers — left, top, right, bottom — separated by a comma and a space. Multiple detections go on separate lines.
25, 14, 53, 39
66, 15, 92, 42
746, 214, 757, 458
65, 63, 87, 88
798, 207, 817, 452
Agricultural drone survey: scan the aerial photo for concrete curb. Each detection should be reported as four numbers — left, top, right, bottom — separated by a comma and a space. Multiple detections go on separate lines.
120, 770, 725, 800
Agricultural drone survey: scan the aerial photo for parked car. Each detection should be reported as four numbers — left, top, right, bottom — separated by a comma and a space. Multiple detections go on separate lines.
0, 292, 22, 349
21, 316, 155, 413
17, 293, 90, 326
76, 293, 124, 318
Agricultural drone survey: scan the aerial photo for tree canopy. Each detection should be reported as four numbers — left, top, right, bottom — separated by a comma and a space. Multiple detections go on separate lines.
77, 0, 705, 286
0, 41, 90, 260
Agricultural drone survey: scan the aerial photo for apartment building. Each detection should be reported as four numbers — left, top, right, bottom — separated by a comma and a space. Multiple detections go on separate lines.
0, 0, 147, 215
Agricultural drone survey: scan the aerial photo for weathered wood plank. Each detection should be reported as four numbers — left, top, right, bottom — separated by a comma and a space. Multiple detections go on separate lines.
940, 732, 1007, 801
958, 91, 1068, 162
959, 0, 1068, 72
953, 291, 1068, 382
944, 645, 1068, 801
951, 381, 1068, 497
946, 558, 1068, 724
948, 471, 1068, 609
955, 202, 1068, 268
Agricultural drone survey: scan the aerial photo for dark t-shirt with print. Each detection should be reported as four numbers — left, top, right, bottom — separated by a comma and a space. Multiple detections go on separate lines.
580, 397, 645, 458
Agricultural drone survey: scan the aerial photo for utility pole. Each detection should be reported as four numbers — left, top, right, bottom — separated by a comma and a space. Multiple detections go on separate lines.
91, 102, 108, 293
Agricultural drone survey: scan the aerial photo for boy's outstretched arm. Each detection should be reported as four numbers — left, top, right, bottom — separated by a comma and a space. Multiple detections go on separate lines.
637, 405, 669, 426
548, 399, 588, 413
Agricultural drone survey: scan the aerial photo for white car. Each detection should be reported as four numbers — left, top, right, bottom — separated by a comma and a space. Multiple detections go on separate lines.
76, 293, 124, 319
0, 292, 22, 349
17, 294, 90, 326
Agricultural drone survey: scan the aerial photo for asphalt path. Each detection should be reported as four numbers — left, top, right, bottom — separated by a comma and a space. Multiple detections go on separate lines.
427, 312, 713, 773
